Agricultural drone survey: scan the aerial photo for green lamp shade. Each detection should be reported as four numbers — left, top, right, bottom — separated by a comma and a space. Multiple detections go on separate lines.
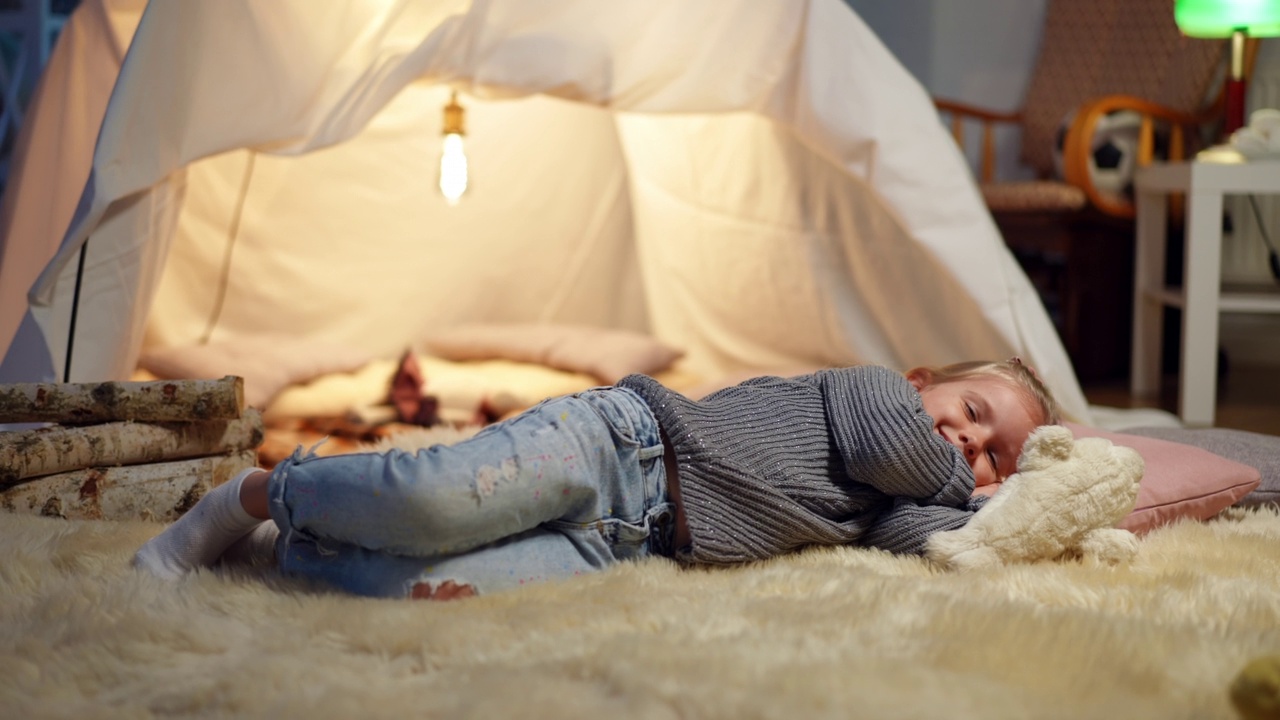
1175, 0, 1280, 38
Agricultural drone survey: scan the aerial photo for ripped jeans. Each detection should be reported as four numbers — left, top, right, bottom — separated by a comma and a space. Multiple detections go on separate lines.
266, 386, 676, 599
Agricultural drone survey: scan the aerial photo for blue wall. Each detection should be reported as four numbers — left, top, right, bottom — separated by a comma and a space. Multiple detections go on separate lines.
844, 0, 1047, 180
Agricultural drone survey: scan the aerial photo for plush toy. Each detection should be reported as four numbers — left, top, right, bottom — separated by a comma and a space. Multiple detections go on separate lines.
926, 424, 1144, 571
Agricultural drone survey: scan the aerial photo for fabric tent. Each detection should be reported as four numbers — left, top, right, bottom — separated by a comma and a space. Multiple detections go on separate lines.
0, 0, 1091, 422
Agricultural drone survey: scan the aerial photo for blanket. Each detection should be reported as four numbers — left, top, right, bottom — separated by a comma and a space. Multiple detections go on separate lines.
2, 503, 1279, 718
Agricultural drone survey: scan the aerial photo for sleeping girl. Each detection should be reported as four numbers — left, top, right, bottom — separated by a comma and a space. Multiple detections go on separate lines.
133, 358, 1061, 599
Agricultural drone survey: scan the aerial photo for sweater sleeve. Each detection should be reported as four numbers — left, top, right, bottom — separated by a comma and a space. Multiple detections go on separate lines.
861, 495, 988, 555
818, 366, 975, 507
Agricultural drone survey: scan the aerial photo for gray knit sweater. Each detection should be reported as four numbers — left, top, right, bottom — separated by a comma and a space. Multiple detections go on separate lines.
618, 366, 985, 565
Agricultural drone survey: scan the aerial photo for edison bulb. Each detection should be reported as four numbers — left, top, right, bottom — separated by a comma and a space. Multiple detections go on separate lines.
439, 132, 468, 205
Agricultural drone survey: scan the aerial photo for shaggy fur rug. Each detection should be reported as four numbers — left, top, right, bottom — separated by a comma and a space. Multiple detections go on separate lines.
3, 499, 1280, 718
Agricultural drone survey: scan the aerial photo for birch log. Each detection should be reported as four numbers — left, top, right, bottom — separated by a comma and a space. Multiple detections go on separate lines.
0, 450, 258, 522
0, 376, 243, 424
0, 408, 264, 487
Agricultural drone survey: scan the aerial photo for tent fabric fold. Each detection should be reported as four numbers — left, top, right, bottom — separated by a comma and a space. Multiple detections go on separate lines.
0, 0, 1091, 423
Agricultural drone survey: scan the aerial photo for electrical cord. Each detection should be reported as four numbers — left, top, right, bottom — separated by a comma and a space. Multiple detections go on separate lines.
1246, 194, 1280, 283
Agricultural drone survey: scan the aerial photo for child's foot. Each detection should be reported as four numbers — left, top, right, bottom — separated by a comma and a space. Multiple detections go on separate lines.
132, 468, 265, 579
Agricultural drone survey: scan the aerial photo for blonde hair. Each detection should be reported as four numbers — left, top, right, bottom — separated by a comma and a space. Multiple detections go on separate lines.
909, 357, 1062, 426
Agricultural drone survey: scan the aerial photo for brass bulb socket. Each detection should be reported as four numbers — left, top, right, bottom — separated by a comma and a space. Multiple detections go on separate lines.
442, 91, 466, 136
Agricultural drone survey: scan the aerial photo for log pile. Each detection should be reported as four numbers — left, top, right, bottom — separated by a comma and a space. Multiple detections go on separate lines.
0, 376, 262, 522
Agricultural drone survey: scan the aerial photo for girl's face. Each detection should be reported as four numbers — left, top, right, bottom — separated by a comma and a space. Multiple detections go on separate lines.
910, 374, 1040, 488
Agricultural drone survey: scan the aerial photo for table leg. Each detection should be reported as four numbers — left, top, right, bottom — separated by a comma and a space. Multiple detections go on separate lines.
1131, 187, 1167, 396
1179, 188, 1224, 426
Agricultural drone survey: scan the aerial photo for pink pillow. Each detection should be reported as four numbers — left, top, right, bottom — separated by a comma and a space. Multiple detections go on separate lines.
1066, 422, 1261, 534
422, 323, 684, 384
140, 336, 374, 409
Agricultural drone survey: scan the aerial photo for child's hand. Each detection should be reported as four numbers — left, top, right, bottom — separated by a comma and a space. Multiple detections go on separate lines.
971, 482, 1001, 498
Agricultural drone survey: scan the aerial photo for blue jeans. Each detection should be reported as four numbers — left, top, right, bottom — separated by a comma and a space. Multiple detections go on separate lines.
266, 387, 675, 598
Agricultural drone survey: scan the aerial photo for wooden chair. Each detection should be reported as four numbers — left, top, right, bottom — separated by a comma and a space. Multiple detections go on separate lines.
935, 0, 1252, 382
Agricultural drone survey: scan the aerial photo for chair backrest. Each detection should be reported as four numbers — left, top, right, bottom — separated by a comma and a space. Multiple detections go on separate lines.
1018, 0, 1226, 176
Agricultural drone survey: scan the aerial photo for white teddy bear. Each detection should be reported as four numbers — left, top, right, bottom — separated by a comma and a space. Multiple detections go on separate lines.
925, 424, 1144, 571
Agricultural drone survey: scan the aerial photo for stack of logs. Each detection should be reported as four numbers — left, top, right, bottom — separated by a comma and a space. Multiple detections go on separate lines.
0, 376, 263, 521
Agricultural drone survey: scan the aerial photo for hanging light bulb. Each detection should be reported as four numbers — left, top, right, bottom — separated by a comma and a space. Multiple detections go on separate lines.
438, 90, 468, 205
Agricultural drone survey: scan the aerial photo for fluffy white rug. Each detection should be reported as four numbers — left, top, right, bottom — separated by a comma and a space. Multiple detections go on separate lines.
3, 499, 1280, 718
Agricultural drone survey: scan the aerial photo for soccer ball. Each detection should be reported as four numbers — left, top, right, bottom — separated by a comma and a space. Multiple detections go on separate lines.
1052, 109, 1143, 199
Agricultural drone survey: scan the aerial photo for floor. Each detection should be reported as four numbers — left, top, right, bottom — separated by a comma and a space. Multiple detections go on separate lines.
1082, 363, 1280, 436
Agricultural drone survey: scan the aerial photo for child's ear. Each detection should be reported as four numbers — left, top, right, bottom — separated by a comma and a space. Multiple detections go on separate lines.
906, 368, 931, 391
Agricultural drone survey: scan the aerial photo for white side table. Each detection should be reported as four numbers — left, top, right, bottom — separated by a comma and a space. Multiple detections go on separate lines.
1131, 160, 1280, 426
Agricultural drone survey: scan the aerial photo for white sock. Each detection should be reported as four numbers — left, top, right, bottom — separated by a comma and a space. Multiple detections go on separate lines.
132, 467, 265, 579
219, 521, 280, 568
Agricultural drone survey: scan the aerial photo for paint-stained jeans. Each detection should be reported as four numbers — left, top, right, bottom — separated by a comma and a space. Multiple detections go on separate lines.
266, 387, 675, 598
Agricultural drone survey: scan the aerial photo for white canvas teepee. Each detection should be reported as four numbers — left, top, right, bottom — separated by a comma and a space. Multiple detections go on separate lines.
0, 0, 1091, 422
